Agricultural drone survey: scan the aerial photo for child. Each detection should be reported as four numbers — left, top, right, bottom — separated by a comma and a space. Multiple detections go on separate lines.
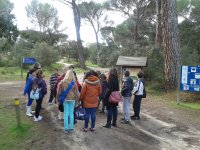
98, 73, 108, 113
23, 68, 38, 117
48, 68, 60, 104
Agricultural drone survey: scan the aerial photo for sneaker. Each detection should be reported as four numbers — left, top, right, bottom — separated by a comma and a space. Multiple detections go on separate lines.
65, 129, 74, 133
34, 116, 43, 122
31, 110, 35, 114
131, 116, 140, 120
89, 128, 95, 132
26, 112, 33, 117
121, 120, 129, 124
83, 128, 88, 132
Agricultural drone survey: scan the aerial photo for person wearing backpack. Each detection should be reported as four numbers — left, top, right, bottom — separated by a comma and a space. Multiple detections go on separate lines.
56, 70, 79, 132
31, 69, 47, 122
121, 70, 133, 124
55, 73, 66, 120
132, 71, 145, 120
23, 68, 38, 117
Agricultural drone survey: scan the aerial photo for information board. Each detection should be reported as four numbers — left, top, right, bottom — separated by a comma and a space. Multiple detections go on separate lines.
180, 66, 200, 92
23, 57, 36, 64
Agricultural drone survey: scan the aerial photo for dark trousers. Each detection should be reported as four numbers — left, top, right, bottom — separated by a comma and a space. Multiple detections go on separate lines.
58, 104, 64, 112
107, 105, 118, 125
84, 108, 96, 129
133, 95, 142, 118
48, 89, 55, 103
35, 98, 43, 118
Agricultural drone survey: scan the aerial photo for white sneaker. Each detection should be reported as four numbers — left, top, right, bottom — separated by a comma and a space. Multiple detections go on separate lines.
34, 116, 43, 121
26, 112, 33, 117
58, 112, 63, 120
31, 110, 35, 113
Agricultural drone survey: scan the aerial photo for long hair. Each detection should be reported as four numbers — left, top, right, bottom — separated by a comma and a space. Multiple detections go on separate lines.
62, 69, 75, 82
108, 68, 118, 80
36, 69, 43, 78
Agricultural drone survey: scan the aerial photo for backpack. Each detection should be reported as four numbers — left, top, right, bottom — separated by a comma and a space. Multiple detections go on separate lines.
138, 80, 146, 98
30, 80, 42, 100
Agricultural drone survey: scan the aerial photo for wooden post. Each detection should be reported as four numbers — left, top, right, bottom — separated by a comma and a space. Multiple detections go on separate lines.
14, 98, 21, 127
21, 57, 23, 79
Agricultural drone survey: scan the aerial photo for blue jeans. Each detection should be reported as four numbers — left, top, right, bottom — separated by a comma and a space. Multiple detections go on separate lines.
64, 100, 75, 131
84, 108, 96, 129
107, 105, 118, 125
133, 95, 142, 118
123, 97, 131, 121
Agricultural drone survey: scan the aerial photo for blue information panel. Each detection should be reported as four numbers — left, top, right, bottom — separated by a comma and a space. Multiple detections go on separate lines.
180, 66, 200, 92
23, 57, 36, 64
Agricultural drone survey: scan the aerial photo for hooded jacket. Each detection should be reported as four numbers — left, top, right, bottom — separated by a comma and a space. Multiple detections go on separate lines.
80, 76, 102, 108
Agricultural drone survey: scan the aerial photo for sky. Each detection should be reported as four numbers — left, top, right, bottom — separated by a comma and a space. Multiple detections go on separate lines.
10, 0, 126, 44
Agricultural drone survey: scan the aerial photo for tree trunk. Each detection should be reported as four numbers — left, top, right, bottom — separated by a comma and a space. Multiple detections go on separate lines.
134, 9, 140, 42
156, 0, 162, 47
161, 0, 181, 91
72, 0, 86, 69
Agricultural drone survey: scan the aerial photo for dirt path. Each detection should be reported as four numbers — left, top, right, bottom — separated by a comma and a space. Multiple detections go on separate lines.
1, 78, 200, 149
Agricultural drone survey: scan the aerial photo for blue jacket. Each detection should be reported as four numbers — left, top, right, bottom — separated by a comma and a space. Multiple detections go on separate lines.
121, 77, 133, 97
24, 75, 33, 95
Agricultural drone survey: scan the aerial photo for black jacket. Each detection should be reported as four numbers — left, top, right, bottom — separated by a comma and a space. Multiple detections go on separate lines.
105, 76, 119, 107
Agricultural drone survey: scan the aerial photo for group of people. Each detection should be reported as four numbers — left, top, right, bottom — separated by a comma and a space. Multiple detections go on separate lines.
23, 63, 146, 133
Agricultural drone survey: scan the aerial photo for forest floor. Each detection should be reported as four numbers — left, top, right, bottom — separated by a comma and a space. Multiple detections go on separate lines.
0, 67, 200, 150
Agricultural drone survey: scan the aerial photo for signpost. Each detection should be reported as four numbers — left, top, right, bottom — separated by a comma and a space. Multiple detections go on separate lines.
23, 57, 36, 64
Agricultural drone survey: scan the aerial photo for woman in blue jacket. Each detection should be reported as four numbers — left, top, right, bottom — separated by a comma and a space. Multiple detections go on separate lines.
23, 68, 37, 117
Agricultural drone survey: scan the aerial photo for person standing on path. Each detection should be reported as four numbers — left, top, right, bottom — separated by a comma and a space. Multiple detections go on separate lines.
80, 70, 102, 132
103, 68, 120, 128
31, 69, 47, 121
132, 71, 145, 120
23, 68, 38, 117
121, 70, 133, 124
57, 70, 79, 132
48, 68, 60, 105
98, 73, 108, 113
55, 73, 66, 120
